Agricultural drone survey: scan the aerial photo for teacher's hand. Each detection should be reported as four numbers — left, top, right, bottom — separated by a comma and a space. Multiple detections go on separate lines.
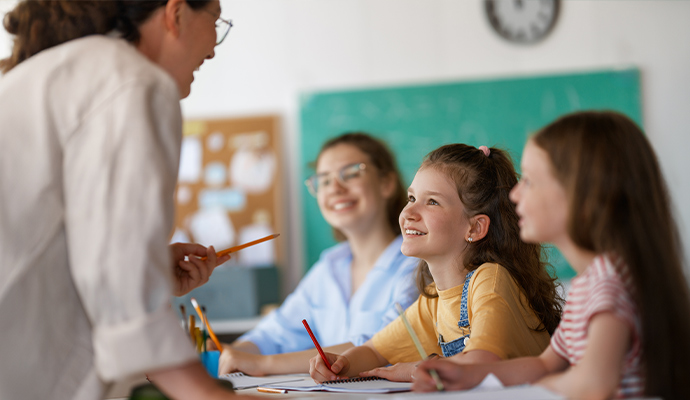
170, 243, 231, 296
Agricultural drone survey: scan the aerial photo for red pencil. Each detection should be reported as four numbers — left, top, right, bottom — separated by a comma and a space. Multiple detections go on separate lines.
302, 319, 332, 371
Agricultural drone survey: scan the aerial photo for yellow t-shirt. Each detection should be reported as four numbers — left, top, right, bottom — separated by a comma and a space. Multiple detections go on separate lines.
372, 263, 550, 364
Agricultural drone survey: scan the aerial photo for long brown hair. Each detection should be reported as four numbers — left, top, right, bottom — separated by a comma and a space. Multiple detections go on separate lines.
311, 132, 407, 241
532, 110, 690, 398
415, 144, 563, 334
0, 0, 211, 74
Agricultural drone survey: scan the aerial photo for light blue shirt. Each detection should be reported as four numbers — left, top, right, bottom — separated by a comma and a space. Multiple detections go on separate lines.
238, 235, 420, 355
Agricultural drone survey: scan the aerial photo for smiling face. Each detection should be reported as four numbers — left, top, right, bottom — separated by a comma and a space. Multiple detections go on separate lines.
315, 144, 393, 237
399, 166, 471, 266
156, 0, 219, 98
509, 140, 569, 245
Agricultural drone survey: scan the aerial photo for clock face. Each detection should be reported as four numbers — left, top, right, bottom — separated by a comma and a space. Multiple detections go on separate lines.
485, 0, 560, 44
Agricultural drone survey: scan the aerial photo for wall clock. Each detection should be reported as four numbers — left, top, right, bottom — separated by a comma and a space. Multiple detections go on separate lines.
485, 0, 560, 44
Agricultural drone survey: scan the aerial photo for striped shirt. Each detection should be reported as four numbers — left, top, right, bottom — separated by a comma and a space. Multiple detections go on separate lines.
551, 254, 644, 398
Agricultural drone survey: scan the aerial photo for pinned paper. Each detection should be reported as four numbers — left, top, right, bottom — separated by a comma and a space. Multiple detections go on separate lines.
207, 131, 225, 152
198, 188, 245, 211
179, 137, 202, 183
176, 185, 192, 205
237, 210, 276, 267
189, 207, 235, 249
204, 162, 227, 187
230, 148, 276, 194
170, 228, 191, 244
183, 120, 207, 137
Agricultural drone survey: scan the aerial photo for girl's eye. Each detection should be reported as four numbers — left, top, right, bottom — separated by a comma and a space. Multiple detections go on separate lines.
407, 195, 416, 203
428, 199, 439, 206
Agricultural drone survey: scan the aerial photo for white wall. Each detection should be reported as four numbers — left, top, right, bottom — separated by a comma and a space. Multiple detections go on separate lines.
2, 1, 689, 291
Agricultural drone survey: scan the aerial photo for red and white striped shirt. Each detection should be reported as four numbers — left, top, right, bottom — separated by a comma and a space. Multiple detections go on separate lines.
551, 254, 644, 398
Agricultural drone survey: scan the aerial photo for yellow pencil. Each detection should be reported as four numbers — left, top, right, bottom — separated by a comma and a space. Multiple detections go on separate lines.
395, 303, 445, 391
191, 298, 223, 354
201, 233, 280, 260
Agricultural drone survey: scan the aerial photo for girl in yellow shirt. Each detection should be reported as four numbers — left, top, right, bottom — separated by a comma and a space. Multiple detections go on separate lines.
309, 144, 563, 382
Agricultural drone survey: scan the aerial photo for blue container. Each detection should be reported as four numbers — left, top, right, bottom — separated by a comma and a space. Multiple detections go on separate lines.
200, 350, 220, 378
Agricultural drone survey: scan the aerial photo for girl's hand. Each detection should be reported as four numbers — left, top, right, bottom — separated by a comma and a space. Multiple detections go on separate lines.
411, 358, 482, 392
359, 361, 417, 382
309, 352, 349, 382
214, 343, 268, 377
170, 243, 231, 296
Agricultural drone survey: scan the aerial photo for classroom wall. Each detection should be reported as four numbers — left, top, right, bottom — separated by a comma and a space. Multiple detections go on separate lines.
2, 1, 689, 293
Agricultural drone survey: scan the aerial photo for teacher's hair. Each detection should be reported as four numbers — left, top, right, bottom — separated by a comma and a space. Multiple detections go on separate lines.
415, 144, 563, 335
0, 0, 211, 73
532, 110, 690, 398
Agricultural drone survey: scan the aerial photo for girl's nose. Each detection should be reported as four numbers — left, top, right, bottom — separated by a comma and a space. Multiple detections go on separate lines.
323, 177, 346, 195
400, 203, 418, 220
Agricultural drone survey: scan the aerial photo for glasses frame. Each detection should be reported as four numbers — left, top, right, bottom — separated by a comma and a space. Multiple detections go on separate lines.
203, 9, 233, 45
305, 163, 367, 197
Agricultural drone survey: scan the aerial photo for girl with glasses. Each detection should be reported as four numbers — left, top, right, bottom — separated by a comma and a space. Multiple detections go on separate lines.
211, 132, 420, 376
0, 1, 250, 399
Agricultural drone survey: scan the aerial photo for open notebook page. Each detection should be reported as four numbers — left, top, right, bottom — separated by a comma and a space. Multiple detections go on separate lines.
218, 372, 307, 389
264, 376, 411, 393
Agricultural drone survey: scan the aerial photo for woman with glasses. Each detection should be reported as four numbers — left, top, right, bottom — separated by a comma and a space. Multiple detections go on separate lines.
212, 133, 420, 376
0, 1, 251, 399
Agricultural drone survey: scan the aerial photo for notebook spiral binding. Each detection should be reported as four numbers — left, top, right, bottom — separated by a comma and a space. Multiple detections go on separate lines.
322, 376, 386, 384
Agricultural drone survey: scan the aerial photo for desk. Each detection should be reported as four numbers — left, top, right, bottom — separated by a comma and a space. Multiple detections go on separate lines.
210, 317, 262, 335
109, 381, 568, 400
107, 374, 570, 400
235, 385, 566, 399
210, 316, 263, 343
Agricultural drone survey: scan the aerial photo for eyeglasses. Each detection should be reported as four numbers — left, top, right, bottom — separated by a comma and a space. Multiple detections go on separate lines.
305, 163, 367, 197
203, 9, 233, 45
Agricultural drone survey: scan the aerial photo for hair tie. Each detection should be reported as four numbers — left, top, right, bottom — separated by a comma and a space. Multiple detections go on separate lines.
478, 146, 490, 157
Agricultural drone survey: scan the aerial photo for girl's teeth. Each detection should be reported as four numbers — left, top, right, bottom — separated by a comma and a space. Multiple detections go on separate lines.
333, 202, 354, 211
405, 229, 426, 236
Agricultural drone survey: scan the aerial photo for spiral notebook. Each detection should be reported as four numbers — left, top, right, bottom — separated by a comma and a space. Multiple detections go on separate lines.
261, 376, 412, 393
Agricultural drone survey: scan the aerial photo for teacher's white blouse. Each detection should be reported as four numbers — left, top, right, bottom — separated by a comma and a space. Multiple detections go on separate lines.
0, 36, 196, 400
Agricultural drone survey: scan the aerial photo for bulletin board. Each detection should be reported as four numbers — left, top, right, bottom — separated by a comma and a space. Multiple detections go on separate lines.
172, 115, 285, 268
299, 68, 642, 281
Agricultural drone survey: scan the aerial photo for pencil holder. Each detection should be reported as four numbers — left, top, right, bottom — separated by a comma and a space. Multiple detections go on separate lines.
200, 350, 220, 378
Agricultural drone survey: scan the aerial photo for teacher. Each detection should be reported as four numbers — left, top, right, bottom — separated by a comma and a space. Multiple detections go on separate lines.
0, 1, 256, 399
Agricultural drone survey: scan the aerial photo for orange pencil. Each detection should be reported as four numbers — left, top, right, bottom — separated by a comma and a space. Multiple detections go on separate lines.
191, 298, 223, 354
201, 233, 280, 260
257, 387, 288, 394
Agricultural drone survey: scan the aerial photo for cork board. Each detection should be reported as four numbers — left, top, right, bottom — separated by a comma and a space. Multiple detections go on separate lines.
172, 115, 284, 268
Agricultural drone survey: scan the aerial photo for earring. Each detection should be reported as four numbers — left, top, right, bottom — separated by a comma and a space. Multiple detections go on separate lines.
467, 237, 473, 243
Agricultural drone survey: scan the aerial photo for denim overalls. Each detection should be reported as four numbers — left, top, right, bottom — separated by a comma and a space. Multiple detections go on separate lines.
438, 269, 476, 357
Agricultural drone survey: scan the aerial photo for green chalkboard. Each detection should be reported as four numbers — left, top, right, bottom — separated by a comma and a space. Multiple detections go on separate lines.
299, 68, 642, 281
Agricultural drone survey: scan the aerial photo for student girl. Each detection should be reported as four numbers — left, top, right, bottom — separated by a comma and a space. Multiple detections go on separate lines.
309, 143, 563, 382
0, 1, 259, 399
213, 132, 420, 375
413, 111, 690, 399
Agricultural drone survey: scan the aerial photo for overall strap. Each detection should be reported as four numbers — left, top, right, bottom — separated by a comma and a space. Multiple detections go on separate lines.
458, 269, 476, 328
